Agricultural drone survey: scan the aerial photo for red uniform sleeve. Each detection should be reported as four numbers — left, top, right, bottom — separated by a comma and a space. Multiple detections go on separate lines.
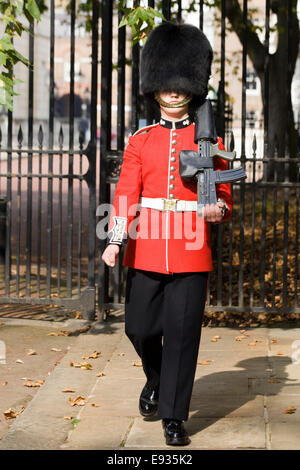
214, 137, 233, 222
107, 134, 143, 244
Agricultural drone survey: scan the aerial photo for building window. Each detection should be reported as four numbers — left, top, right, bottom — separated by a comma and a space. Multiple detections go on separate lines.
246, 69, 260, 95
246, 110, 256, 128
64, 62, 82, 83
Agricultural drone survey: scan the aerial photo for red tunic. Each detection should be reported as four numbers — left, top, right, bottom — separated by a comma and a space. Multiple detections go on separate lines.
108, 119, 232, 274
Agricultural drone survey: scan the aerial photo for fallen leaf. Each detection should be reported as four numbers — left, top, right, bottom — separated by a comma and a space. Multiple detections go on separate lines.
16, 359, 24, 364
51, 348, 62, 352
96, 372, 105, 377
4, 409, 18, 420
75, 312, 82, 319
268, 379, 281, 383
283, 406, 296, 414
47, 330, 69, 337
197, 361, 211, 365
248, 342, 257, 346
27, 349, 37, 356
62, 388, 75, 393
82, 351, 101, 360
81, 362, 93, 370
68, 396, 87, 407
64, 416, 73, 420
90, 403, 100, 407
3, 406, 24, 420
132, 361, 142, 367
2, 381, 8, 386
271, 339, 278, 344
58, 330, 69, 336
70, 360, 92, 369
235, 336, 244, 341
277, 352, 284, 355
118, 352, 125, 356
24, 379, 44, 388
211, 335, 221, 342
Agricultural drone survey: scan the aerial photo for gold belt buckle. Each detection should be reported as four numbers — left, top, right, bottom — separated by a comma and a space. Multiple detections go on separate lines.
163, 198, 178, 211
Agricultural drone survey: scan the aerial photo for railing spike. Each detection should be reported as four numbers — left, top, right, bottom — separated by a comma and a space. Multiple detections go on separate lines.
38, 124, 44, 147
58, 125, 64, 148
79, 129, 85, 147
252, 133, 257, 153
17, 124, 23, 146
229, 131, 235, 152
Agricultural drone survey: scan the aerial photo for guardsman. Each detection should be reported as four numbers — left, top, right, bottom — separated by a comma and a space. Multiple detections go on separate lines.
102, 22, 232, 446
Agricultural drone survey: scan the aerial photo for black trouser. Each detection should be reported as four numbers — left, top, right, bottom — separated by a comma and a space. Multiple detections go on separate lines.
125, 267, 208, 421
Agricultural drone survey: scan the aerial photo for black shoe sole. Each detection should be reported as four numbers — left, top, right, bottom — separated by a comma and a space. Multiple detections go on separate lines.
164, 434, 190, 446
139, 405, 158, 417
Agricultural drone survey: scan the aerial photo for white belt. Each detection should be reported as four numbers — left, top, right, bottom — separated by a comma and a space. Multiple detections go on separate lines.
140, 197, 197, 212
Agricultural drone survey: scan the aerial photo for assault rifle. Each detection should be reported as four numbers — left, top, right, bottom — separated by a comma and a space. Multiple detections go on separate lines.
179, 99, 246, 216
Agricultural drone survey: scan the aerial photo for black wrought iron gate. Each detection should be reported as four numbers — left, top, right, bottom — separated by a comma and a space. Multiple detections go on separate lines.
0, 0, 299, 321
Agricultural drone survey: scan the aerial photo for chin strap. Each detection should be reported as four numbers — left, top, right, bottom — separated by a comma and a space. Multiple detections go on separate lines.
154, 92, 192, 108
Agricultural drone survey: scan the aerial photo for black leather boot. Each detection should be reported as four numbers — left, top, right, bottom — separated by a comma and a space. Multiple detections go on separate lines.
162, 419, 190, 446
139, 382, 159, 417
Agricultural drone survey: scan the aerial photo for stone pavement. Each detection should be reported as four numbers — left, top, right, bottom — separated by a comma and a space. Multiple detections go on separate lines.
1, 314, 300, 450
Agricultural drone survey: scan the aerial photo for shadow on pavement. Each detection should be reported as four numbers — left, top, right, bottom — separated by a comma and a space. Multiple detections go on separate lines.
188, 355, 294, 436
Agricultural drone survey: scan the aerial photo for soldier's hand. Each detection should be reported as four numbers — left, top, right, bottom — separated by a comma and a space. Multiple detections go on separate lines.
203, 202, 226, 223
102, 244, 120, 267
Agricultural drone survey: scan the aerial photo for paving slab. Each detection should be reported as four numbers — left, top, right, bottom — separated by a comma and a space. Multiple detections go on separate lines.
266, 395, 300, 420
184, 416, 266, 450
269, 422, 300, 450
189, 394, 265, 418
61, 416, 134, 450
125, 416, 266, 450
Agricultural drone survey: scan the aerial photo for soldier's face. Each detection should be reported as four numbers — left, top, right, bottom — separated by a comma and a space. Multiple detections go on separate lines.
159, 91, 188, 107
158, 91, 190, 120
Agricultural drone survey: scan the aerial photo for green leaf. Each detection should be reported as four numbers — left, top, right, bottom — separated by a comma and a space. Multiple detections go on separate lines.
13, 20, 28, 36
0, 52, 7, 66
0, 72, 14, 89
25, 0, 41, 21
15, 0, 25, 17
0, 87, 13, 111
71, 418, 81, 428
8, 48, 30, 66
118, 15, 128, 28
0, 36, 14, 51
127, 9, 140, 26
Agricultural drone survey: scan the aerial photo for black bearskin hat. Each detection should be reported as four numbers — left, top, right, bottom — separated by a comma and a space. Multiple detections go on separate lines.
141, 22, 213, 103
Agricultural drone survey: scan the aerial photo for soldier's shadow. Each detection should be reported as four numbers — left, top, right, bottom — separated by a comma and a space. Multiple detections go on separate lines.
186, 355, 294, 436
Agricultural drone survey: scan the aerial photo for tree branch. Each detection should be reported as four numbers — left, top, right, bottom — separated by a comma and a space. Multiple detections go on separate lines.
272, 0, 299, 72
224, 0, 266, 72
